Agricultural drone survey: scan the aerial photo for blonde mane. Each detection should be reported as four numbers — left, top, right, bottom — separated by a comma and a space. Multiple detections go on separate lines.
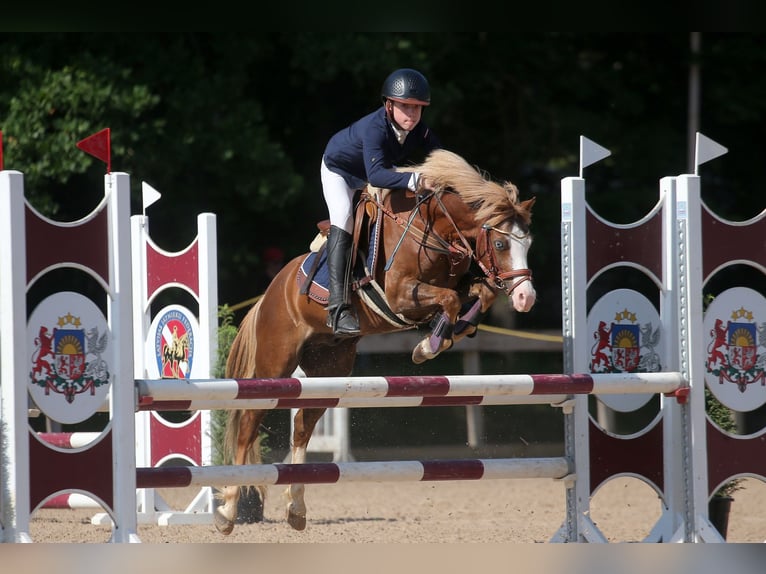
399, 149, 530, 229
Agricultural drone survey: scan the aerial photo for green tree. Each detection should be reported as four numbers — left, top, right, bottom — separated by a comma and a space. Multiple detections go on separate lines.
2, 33, 766, 328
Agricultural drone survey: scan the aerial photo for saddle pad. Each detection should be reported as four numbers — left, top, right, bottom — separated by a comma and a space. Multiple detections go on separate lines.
296, 251, 330, 305
297, 221, 382, 306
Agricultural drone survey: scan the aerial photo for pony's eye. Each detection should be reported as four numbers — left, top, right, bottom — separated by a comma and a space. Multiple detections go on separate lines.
493, 239, 507, 251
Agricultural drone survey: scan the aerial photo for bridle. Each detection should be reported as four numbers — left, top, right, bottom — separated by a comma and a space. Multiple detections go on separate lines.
367, 188, 533, 296
474, 223, 533, 296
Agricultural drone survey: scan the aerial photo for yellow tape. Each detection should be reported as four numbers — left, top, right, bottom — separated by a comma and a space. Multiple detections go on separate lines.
477, 323, 563, 343
227, 295, 263, 312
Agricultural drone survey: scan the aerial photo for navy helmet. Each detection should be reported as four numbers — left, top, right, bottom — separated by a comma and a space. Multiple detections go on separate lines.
381, 68, 431, 106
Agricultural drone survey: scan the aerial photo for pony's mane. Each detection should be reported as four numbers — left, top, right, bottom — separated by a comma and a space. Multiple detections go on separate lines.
400, 149, 531, 229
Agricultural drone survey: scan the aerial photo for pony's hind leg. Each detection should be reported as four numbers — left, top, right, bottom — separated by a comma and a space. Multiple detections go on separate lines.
214, 409, 267, 535
284, 407, 327, 530
280, 339, 356, 530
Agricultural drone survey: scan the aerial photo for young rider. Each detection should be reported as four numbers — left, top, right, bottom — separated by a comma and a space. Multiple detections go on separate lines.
320, 68, 442, 336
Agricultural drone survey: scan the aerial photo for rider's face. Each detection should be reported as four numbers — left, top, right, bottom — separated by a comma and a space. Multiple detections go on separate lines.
389, 100, 423, 131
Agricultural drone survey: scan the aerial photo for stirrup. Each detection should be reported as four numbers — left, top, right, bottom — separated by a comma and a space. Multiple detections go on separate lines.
327, 305, 360, 336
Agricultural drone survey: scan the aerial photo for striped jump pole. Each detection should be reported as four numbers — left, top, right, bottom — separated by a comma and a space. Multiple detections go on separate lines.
36, 433, 102, 449
35, 433, 107, 510
137, 394, 574, 411
42, 493, 103, 510
137, 457, 572, 489
136, 372, 687, 411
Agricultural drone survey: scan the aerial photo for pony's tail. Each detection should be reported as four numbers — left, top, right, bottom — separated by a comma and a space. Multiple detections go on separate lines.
225, 297, 262, 380
223, 298, 264, 467
222, 298, 267, 506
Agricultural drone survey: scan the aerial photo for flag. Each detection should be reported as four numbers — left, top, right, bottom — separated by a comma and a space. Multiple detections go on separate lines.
76, 128, 111, 173
142, 181, 162, 213
579, 135, 611, 177
695, 132, 727, 174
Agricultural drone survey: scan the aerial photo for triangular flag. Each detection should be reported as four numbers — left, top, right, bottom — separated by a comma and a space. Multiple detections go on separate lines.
695, 132, 727, 174
579, 135, 611, 177
76, 128, 111, 173
142, 181, 162, 213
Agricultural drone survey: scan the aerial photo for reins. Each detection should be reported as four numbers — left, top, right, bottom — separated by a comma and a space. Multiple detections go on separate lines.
382, 191, 440, 271
369, 189, 459, 271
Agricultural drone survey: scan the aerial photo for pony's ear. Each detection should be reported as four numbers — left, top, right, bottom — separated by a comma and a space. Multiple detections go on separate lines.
521, 197, 536, 212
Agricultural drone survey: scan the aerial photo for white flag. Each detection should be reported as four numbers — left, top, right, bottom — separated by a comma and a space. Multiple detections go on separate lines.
695, 132, 727, 174
579, 135, 611, 177
142, 181, 162, 212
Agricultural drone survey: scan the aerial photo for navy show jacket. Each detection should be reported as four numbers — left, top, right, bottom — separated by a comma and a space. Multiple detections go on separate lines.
323, 106, 441, 191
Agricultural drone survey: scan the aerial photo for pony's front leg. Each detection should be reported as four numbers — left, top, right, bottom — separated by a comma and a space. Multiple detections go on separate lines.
412, 311, 455, 364
284, 408, 326, 531
386, 282, 464, 365
453, 286, 498, 344
453, 298, 484, 340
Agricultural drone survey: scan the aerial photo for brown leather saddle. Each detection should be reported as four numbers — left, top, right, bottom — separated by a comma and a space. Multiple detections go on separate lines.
298, 188, 381, 299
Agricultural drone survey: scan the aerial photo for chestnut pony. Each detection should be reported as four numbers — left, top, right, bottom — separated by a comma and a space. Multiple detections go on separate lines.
215, 149, 536, 535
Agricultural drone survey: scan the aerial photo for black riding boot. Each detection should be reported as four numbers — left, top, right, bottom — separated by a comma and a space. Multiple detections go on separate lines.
326, 225, 360, 337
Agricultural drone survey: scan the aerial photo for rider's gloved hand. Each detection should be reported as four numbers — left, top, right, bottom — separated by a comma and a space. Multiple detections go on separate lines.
416, 174, 432, 194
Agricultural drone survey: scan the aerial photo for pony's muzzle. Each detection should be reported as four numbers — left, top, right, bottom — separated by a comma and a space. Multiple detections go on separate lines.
507, 275, 536, 312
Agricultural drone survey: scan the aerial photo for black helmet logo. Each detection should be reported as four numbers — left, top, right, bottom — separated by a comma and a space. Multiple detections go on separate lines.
381, 68, 431, 106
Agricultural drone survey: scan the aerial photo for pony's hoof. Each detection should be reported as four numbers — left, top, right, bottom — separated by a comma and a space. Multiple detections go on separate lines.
412, 331, 455, 365
412, 343, 435, 364
412, 339, 444, 365
287, 511, 307, 531
214, 508, 235, 535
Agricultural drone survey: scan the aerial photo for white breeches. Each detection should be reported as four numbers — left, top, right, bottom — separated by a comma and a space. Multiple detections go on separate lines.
321, 157, 357, 234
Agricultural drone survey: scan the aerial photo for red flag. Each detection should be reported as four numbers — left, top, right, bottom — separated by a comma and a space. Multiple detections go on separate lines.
0, 130, 4, 171
76, 128, 111, 173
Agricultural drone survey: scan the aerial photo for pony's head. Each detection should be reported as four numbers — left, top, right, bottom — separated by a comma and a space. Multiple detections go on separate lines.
407, 150, 537, 312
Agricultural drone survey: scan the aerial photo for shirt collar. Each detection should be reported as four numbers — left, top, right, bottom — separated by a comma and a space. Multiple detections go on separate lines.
389, 121, 409, 145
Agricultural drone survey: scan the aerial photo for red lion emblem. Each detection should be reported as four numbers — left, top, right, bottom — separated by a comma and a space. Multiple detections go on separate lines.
590, 320, 612, 371
31, 325, 56, 380
706, 318, 729, 371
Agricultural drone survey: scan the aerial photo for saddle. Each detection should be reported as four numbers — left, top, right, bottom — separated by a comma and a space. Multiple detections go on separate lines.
298, 188, 414, 328
302, 187, 378, 279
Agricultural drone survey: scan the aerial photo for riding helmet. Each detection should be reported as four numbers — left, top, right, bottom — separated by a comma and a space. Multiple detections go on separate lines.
381, 68, 431, 106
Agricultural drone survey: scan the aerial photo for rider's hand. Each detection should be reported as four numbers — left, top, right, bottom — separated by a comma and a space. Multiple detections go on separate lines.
417, 174, 431, 193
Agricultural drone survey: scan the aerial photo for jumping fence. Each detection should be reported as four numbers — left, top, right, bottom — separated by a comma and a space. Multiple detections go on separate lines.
1, 133, 764, 543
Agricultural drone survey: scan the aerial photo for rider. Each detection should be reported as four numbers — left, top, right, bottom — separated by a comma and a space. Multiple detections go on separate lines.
321, 68, 442, 336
